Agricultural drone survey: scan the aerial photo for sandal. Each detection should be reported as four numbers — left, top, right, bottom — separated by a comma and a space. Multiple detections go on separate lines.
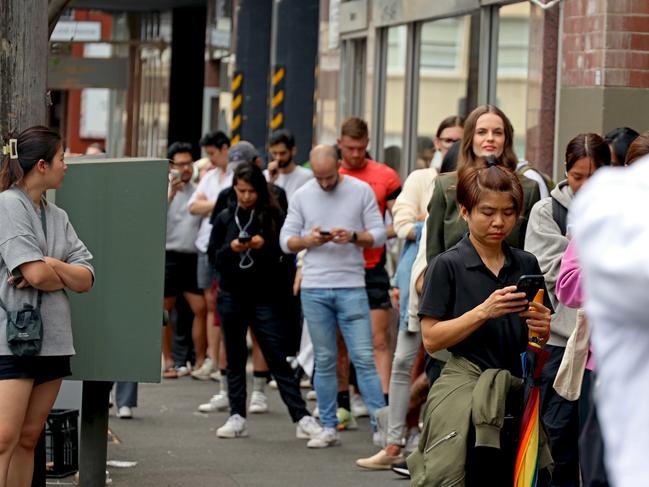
162, 366, 178, 379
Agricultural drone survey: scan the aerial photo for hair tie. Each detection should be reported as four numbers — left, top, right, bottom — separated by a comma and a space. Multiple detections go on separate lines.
2, 139, 18, 159
484, 155, 499, 167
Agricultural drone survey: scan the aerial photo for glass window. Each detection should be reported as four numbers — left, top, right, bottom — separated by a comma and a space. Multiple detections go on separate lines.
382, 25, 407, 173
496, 2, 531, 159
420, 18, 464, 73
415, 16, 471, 172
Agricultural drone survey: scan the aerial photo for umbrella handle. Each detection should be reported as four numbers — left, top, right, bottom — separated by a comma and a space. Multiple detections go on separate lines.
528, 289, 546, 346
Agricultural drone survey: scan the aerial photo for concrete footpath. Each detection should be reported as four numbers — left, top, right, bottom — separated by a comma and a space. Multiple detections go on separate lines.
103, 377, 408, 486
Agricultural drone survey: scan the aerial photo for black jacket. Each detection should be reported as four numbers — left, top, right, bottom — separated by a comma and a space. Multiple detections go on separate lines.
209, 205, 292, 299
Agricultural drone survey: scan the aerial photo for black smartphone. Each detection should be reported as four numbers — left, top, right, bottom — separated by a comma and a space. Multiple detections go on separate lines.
319, 230, 331, 236
7, 269, 23, 286
516, 274, 545, 302
238, 235, 252, 244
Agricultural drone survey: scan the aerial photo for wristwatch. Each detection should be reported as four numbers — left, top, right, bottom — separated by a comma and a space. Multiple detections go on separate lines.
352, 231, 358, 243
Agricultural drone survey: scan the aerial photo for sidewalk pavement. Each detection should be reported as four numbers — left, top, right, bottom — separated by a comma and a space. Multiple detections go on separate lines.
105, 377, 406, 486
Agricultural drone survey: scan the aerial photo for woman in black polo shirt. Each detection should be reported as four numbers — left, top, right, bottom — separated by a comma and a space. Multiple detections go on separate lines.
411, 161, 552, 485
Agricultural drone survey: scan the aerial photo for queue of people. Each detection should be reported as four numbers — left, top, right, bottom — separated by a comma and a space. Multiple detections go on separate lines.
1, 106, 648, 486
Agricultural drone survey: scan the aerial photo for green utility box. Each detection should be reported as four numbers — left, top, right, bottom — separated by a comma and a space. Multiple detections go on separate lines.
54, 157, 168, 383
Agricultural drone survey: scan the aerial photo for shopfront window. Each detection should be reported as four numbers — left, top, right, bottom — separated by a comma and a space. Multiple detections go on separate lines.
382, 25, 407, 172
415, 15, 471, 171
496, 2, 531, 159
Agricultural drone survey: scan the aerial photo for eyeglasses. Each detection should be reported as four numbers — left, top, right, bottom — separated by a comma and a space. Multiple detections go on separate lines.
439, 138, 460, 147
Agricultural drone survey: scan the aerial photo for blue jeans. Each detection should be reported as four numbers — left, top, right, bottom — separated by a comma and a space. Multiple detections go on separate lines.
301, 287, 386, 429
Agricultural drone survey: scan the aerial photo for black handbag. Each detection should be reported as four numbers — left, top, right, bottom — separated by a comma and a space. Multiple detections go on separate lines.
1, 201, 47, 356
2, 297, 43, 356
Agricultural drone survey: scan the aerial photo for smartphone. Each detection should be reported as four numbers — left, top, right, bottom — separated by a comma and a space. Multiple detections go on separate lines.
319, 230, 331, 236
238, 235, 252, 244
7, 269, 23, 286
170, 169, 181, 180
516, 274, 545, 302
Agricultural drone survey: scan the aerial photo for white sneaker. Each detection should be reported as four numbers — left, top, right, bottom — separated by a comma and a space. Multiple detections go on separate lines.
175, 365, 191, 377
268, 379, 278, 389
116, 406, 132, 419
209, 370, 222, 382
190, 358, 215, 380
351, 393, 369, 417
296, 415, 323, 439
312, 406, 319, 418
249, 391, 269, 414
306, 390, 317, 401
198, 392, 229, 413
216, 414, 248, 438
307, 427, 340, 448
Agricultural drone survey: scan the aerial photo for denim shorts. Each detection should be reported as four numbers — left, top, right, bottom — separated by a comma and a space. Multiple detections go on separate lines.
196, 251, 216, 290
0, 355, 71, 385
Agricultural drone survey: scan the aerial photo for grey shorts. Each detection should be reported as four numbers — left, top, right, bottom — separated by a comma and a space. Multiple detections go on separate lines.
196, 251, 216, 290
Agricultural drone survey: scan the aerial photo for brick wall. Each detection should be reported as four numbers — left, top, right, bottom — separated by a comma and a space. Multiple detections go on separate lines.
563, 0, 649, 87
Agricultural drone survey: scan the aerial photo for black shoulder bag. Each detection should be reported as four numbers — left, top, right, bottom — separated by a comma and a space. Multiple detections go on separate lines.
0, 205, 47, 356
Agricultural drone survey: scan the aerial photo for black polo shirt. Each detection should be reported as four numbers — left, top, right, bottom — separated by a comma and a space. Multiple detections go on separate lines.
419, 234, 552, 376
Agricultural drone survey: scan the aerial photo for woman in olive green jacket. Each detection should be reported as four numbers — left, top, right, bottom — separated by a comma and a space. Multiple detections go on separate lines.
425, 105, 541, 264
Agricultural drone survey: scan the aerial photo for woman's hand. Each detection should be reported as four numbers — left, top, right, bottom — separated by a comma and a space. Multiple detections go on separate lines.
520, 300, 551, 341
391, 287, 400, 312
249, 235, 265, 250
230, 239, 250, 253
476, 285, 528, 321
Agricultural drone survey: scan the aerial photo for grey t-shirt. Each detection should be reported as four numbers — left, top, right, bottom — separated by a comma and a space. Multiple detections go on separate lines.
279, 176, 387, 289
0, 187, 94, 356
166, 181, 201, 253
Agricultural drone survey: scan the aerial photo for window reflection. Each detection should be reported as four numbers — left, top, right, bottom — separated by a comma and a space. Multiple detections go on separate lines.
496, 2, 531, 159
416, 16, 470, 171
383, 25, 407, 173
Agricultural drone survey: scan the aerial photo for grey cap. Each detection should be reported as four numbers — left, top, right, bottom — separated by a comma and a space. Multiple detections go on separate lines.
228, 141, 258, 164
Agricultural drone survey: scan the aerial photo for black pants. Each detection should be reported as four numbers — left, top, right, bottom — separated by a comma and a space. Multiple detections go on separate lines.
540, 345, 580, 487
579, 370, 609, 486
217, 290, 309, 422
170, 296, 196, 367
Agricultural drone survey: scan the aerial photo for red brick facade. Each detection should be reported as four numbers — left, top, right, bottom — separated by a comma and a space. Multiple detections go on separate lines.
563, 0, 649, 87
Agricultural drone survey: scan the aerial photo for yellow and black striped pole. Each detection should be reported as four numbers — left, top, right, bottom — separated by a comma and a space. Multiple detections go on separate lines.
270, 66, 286, 131
231, 71, 243, 145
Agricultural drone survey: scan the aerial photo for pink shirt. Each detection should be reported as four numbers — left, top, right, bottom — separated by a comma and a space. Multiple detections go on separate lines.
556, 239, 594, 370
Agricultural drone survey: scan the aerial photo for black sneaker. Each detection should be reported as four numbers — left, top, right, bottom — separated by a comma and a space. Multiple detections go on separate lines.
391, 461, 410, 478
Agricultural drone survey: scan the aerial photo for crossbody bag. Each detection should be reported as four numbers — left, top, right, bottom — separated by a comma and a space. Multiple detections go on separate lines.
0, 203, 47, 356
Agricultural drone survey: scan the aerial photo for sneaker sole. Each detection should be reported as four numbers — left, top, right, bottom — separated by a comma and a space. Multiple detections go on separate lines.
296, 428, 323, 440
198, 404, 228, 413
249, 406, 268, 414
307, 439, 341, 448
216, 430, 248, 439
391, 466, 410, 478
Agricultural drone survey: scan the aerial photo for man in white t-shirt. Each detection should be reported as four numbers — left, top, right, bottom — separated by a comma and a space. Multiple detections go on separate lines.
264, 129, 312, 201
188, 132, 232, 380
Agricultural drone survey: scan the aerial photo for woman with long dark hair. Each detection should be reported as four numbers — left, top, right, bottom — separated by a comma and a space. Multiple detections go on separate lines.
425, 104, 541, 263
0, 126, 94, 486
210, 162, 321, 440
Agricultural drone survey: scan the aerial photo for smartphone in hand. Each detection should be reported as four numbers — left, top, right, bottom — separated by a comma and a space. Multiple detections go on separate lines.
319, 230, 331, 236
516, 274, 545, 302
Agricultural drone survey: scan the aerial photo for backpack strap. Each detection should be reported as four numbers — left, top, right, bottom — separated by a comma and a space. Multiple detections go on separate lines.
552, 197, 568, 236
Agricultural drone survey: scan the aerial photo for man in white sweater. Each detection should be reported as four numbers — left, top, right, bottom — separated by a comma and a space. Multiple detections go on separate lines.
280, 145, 387, 449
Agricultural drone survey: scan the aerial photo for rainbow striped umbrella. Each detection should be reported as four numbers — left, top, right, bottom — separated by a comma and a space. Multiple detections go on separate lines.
513, 291, 550, 487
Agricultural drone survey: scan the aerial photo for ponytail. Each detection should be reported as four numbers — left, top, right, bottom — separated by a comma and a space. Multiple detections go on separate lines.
0, 126, 62, 192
